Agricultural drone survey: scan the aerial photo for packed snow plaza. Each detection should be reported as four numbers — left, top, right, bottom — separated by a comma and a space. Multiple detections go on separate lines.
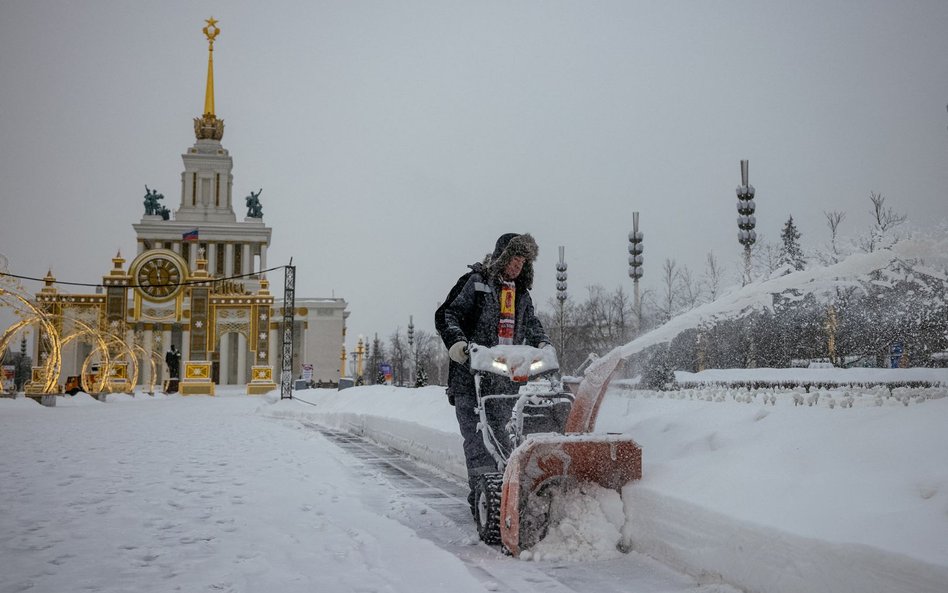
2, 5, 948, 593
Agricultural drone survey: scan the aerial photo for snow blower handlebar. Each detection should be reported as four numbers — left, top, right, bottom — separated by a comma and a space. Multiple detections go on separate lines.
468, 343, 559, 382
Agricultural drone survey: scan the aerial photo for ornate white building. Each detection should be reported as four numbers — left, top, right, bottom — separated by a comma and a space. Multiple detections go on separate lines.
32, 19, 348, 393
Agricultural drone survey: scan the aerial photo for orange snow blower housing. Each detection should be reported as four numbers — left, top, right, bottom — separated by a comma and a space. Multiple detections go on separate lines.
468, 344, 641, 556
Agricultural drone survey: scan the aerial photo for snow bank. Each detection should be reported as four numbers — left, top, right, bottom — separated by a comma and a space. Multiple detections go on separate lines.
597, 389, 948, 593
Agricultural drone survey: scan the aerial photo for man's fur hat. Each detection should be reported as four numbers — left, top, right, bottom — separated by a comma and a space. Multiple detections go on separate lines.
486, 233, 538, 290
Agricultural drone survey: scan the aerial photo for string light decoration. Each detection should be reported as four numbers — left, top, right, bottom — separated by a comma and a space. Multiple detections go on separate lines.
0, 287, 61, 394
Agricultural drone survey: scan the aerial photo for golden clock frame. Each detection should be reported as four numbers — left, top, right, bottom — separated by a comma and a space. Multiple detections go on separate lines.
129, 250, 190, 318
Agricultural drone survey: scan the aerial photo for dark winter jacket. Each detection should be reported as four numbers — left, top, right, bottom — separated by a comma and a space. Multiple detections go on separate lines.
439, 234, 549, 401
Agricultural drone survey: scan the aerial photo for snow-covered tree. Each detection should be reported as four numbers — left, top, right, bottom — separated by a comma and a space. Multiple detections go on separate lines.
820, 210, 847, 264
701, 251, 726, 301
414, 363, 428, 387
752, 237, 782, 279
539, 294, 585, 375
777, 215, 806, 273
859, 192, 906, 253
654, 259, 681, 323
411, 330, 440, 386
367, 334, 385, 385
388, 329, 407, 386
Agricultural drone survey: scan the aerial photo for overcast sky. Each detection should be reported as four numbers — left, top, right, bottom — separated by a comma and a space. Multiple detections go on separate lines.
2, 0, 947, 352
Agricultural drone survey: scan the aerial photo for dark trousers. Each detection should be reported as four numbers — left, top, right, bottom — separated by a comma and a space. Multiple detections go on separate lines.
453, 389, 515, 511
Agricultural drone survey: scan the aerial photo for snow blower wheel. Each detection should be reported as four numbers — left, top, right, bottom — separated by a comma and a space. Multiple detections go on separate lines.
475, 472, 503, 545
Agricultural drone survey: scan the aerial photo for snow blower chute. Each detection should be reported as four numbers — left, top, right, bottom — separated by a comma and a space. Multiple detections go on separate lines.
468, 343, 641, 556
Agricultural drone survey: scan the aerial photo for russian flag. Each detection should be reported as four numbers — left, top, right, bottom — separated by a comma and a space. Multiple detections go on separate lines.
182, 228, 199, 241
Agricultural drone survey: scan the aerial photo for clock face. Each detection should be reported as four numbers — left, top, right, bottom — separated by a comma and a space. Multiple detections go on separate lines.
136, 255, 184, 300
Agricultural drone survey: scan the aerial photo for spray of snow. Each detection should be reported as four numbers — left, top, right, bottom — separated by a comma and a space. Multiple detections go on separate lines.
520, 483, 627, 562
588, 236, 948, 379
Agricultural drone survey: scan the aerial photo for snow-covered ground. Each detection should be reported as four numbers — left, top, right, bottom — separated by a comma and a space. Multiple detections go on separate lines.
0, 388, 500, 593
2, 370, 947, 593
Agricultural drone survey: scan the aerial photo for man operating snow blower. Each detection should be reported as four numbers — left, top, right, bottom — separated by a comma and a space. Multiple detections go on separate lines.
437, 233, 643, 556
435, 232, 552, 518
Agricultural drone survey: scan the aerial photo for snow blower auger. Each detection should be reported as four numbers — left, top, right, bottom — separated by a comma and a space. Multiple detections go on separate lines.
468, 343, 641, 557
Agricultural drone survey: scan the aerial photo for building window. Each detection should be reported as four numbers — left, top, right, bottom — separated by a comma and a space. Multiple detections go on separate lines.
216, 244, 225, 276
233, 243, 242, 276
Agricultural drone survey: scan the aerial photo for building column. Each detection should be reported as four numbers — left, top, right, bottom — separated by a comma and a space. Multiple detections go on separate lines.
180, 327, 190, 372
269, 325, 278, 374
162, 328, 173, 380
237, 333, 248, 384
260, 244, 268, 274
142, 327, 153, 387
152, 329, 164, 384
224, 244, 234, 280
219, 333, 230, 385
208, 243, 217, 277
173, 242, 181, 256
242, 244, 251, 276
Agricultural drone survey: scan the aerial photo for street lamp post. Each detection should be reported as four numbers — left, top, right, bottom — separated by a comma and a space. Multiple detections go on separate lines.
407, 315, 414, 387
356, 336, 365, 382
736, 159, 758, 367
555, 246, 568, 356
628, 212, 644, 334
736, 160, 757, 286
339, 344, 347, 380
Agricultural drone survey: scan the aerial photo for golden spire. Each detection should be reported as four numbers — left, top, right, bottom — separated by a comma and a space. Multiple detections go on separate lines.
202, 17, 220, 116
194, 18, 224, 141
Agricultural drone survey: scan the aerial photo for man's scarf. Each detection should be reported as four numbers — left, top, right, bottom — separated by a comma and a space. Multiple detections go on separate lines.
498, 280, 515, 345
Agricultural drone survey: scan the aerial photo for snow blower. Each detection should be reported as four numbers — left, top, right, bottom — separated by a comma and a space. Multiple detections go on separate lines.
468, 343, 641, 556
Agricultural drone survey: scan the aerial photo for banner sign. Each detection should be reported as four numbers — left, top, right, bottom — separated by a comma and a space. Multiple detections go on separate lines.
379, 363, 393, 385
1, 365, 15, 391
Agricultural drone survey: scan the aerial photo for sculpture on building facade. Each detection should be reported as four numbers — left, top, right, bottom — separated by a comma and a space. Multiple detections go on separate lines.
245, 189, 263, 218
143, 186, 165, 216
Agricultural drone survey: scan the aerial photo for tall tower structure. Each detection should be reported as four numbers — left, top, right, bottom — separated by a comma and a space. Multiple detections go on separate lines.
126, 17, 276, 388
179, 17, 236, 225
132, 17, 271, 285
